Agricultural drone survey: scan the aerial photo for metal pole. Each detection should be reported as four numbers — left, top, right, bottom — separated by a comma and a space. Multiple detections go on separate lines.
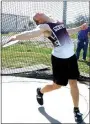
16, 15, 17, 32
88, 1, 90, 81
63, 1, 67, 27
89, 1, 90, 26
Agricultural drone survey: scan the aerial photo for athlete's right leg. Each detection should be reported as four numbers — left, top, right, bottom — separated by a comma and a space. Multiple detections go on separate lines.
36, 82, 61, 105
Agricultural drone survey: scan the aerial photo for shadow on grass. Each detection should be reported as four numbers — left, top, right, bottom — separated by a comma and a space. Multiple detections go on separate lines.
84, 61, 90, 66
38, 106, 62, 124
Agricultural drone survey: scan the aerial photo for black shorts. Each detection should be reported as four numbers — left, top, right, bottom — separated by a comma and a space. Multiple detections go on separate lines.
51, 54, 80, 86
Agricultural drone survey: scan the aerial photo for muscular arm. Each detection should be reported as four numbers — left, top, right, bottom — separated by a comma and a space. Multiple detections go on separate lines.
67, 26, 81, 35
9, 24, 51, 41
67, 23, 88, 35
15, 25, 46, 40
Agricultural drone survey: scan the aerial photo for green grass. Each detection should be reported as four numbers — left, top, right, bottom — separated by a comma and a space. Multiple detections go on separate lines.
70, 33, 77, 39
2, 32, 18, 36
2, 42, 52, 68
74, 45, 89, 74
2, 41, 89, 74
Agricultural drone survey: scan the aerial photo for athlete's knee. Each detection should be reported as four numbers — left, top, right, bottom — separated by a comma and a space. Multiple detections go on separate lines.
69, 80, 78, 88
52, 83, 61, 89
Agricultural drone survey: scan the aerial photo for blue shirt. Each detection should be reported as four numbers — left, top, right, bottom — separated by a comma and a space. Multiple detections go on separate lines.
78, 26, 90, 40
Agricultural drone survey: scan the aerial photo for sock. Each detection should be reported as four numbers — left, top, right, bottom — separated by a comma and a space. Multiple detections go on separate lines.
74, 107, 80, 113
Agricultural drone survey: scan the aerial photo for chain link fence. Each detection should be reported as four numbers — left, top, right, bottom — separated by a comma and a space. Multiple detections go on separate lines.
1, 1, 90, 82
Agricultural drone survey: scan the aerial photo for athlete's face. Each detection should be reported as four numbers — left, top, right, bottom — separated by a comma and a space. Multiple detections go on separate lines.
34, 19, 42, 25
33, 19, 40, 25
33, 13, 47, 25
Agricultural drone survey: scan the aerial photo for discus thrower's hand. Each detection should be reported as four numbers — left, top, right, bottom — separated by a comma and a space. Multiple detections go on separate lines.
7, 36, 16, 43
80, 23, 88, 30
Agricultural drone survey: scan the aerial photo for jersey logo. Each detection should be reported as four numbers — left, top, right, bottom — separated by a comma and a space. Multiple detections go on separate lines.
53, 24, 64, 32
50, 33, 60, 47
50, 34, 57, 41
54, 40, 60, 47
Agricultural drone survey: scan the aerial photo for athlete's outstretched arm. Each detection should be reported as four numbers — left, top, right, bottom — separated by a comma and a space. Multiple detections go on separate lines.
15, 28, 43, 40
8, 24, 51, 42
67, 23, 88, 35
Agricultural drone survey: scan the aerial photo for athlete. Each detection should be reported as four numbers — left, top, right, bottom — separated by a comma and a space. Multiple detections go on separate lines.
8, 13, 88, 123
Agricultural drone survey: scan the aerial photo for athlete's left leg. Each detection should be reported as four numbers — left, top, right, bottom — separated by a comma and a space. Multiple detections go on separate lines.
69, 80, 79, 108
68, 54, 83, 123
69, 80, 83, 123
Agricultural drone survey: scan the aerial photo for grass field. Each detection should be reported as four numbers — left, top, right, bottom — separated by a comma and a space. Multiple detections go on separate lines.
2, 41, 90, 74
2, 42, 52, 68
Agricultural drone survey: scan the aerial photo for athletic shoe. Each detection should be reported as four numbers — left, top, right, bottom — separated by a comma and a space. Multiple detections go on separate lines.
36, 88, 43, 105
74, 111, 83, 123
82, 58, 86, 62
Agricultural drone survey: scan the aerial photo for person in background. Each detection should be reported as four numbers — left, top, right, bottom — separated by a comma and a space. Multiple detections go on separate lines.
76, 25, 90, 61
